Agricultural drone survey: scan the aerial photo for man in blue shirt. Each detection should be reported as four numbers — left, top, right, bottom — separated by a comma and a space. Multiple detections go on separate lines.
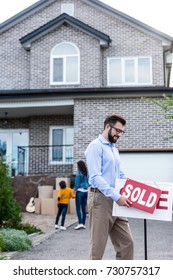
85, 114, 134, 260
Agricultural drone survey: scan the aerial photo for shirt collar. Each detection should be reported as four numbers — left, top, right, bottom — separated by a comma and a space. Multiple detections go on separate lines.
98, 134, 113, 147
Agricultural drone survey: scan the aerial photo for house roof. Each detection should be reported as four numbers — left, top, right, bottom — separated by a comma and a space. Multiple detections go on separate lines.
0, 87, 173, 100
0, 0, 172, 48
19, 13, 112, 50
0, 87, 173, 118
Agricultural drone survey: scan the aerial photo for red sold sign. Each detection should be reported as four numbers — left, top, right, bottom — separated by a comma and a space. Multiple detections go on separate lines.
120, 178, 162, 213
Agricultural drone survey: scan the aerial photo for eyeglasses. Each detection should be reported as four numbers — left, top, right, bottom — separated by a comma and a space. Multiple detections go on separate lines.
109, 125, 125, 135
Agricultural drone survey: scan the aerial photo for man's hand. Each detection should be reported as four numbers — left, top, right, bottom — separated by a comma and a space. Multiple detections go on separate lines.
116, 196, 132, 207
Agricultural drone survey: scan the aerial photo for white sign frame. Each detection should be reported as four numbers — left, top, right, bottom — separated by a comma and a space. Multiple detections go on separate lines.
113, 179, 173, 221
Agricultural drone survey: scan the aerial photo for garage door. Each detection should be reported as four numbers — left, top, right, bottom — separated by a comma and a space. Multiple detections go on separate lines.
120, 152, 173, 182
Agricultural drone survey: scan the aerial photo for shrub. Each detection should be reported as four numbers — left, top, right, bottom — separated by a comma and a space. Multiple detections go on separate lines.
0, 233, 6, 251
0, 228, 32, 252
0, 255, 7, 260
0, 160, 22, 228
16, 223, 43, 235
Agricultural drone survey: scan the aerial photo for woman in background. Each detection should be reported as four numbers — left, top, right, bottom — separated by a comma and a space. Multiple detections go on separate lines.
74, 160, 89, 230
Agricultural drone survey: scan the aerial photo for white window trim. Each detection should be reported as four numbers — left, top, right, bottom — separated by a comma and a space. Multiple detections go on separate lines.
49, 126, 73, 165
50, 42, 80, 85
107, 56, 153, 86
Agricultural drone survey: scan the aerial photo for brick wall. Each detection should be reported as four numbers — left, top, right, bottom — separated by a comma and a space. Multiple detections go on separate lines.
0, 0, 164, 89
73, 96, 173, 171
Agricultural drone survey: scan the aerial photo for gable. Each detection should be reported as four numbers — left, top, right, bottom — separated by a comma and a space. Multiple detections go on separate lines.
0, 0, 172, 49
19, 13, 112, 50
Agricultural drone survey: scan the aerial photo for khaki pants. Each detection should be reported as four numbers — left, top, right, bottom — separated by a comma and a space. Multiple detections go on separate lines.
88, 190, 134, 260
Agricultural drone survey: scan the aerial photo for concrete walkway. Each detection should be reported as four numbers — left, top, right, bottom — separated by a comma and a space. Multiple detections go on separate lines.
22, 212, 77, 235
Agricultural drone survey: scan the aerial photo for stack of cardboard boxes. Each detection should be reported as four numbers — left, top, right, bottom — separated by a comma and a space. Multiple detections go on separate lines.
34, 177, 76, 215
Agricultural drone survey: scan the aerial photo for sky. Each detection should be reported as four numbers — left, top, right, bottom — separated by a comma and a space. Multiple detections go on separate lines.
0, 0, 173, 37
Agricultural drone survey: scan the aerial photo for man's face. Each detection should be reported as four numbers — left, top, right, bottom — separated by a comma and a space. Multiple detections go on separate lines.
108, 121, 125, 143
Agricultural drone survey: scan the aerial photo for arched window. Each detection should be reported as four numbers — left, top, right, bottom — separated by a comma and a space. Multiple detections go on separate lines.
50, 42, 80, 85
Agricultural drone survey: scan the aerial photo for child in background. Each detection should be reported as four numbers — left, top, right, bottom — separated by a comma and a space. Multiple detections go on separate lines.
55, 180, 75, 230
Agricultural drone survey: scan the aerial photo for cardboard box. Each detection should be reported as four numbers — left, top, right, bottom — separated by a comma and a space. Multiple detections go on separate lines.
34, 198, 41, 214
41, 198, 57, 215
38, 185, 53, 198
53, 189, 58, 200
69, 198, 76, 214
56, 177, 70, 189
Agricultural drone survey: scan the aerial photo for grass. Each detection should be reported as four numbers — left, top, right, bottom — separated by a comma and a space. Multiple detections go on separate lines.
16, 222, 43, 235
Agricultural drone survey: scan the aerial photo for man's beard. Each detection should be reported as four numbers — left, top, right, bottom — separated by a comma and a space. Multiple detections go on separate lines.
108, 128, 117, 143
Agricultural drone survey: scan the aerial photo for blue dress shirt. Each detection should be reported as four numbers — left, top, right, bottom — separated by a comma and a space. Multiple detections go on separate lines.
85, 134, 126, 202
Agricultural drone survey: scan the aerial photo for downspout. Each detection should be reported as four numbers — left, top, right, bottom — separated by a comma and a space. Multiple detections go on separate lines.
163, 40, 173, 87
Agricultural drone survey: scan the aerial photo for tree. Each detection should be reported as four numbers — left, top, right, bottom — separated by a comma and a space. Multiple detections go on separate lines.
0, 157, 22, 228
144, 94, 173, 140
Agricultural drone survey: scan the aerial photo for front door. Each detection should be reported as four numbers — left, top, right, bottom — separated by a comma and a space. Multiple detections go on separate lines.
0, 129, 29, 176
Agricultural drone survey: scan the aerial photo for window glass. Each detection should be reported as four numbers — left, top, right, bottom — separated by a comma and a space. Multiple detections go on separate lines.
53, 44, 77, 56
65, 127, 73, 163
52, 129, 63, 161
53, 58, 63, 82
138, 57, 150, 83
0, 132, 7, 161
12, 132, 28, 176
125, 59, 135, 83
109, 59, 121, 84
66, 56, 78, 83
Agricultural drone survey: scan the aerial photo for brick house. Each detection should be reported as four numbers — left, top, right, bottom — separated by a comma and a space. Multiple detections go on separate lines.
0, 0, 173, 185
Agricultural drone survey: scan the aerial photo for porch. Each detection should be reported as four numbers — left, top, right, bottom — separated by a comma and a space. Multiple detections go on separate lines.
3, 144, 74, 177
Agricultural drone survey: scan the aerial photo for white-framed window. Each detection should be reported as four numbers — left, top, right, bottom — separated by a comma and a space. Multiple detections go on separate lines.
50, 42, 80, 85
49, 126, 74, 164
61, 4, 74, 16
107, 56, 152, 86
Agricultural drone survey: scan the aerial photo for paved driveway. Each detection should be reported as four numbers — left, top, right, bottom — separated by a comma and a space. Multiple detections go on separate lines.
11, 216, 173, 260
